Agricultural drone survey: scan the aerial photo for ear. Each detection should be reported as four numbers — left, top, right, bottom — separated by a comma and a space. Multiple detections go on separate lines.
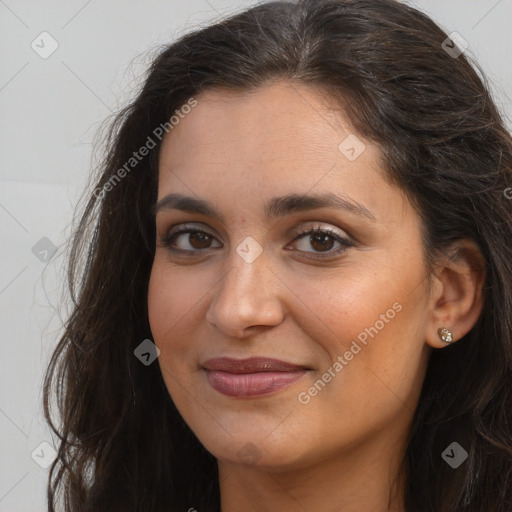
425, 239, 486, 349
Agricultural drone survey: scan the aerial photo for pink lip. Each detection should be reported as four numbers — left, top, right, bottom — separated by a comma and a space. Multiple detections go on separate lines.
202, 357, 309, 397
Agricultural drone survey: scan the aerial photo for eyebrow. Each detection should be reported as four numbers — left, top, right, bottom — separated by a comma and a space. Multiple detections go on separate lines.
153, 192, 376, 222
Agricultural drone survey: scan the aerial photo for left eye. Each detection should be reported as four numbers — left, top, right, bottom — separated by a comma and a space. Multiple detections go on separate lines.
287, 226, 354, 257
160, 226, 354, 257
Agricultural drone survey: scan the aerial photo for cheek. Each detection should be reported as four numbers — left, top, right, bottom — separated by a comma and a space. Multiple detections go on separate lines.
285, 260, 429, 406
147, 261, 201, 409
148, 263, 173, 345
148, 257, 218, 387
147, 260, 199, 362
148, 256, 202, 338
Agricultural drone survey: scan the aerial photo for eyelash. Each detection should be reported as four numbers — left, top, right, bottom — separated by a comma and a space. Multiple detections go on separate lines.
160, 224, 355, 259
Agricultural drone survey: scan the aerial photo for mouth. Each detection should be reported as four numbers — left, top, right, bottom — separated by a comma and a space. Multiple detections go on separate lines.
201, 357, 311, 398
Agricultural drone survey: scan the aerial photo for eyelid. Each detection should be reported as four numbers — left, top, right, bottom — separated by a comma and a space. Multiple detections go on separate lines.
161, 222, 350, 243
161, 222, 217, 239
287, 224, 355, 258
159, 223, 219, 250
162, 220, 351, 239
159, 221, 356, 258
292, 223, 351, 241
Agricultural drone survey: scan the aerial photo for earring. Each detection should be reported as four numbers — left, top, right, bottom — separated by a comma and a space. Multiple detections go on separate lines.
438, 327, 454, 344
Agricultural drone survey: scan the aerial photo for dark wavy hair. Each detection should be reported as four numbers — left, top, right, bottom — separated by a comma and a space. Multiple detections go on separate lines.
43, 0, 512, 510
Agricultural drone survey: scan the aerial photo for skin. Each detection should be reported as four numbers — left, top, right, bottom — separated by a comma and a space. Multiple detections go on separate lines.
147, 80, 484, 512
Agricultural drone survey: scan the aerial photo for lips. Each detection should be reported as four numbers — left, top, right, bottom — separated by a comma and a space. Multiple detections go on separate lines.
202, 357, 310, 397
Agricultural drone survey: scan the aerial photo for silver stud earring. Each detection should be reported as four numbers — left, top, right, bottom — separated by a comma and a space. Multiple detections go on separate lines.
438, 327, 454, 344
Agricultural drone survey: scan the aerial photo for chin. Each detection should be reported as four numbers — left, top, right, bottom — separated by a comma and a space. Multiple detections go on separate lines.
194, 427, 312, 471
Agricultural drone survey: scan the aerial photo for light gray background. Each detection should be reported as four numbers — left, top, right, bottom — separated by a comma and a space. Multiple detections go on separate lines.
1, 0, 511, 510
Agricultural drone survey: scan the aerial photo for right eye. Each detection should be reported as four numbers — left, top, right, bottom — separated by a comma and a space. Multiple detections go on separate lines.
160, 227, 222, 253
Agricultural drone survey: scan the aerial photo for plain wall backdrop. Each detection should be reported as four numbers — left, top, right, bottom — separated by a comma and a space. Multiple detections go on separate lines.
1, 0, 511, 510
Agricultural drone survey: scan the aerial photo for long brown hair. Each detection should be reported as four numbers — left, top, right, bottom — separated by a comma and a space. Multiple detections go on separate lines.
43, 1, 512, 510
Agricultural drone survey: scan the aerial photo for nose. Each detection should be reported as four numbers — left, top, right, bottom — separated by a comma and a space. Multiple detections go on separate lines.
205, 250, 285, 339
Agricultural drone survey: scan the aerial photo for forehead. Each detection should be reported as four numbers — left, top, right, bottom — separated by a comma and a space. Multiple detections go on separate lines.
157, 80, 410, 226
160, 81, 350, 169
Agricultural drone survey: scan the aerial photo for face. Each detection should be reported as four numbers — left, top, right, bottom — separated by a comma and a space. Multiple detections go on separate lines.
148, 81, 433, 471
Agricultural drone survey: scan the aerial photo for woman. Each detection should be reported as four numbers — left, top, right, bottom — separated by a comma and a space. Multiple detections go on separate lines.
43, 0, 512, 510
